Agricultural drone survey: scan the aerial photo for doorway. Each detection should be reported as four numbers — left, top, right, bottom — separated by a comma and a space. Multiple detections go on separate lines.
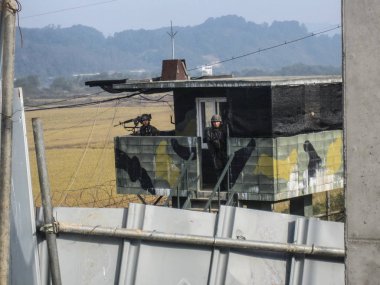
196, 97, 227, 149
196, 97, 227, 188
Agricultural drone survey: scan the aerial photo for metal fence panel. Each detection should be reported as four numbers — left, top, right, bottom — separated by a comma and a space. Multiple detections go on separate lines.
35, 205, 343, 285
209, 207, 300, 285
118, 204, 216, 285
10, 88, 41, 285
36, 207, 128, 285
289, 218, 344, 285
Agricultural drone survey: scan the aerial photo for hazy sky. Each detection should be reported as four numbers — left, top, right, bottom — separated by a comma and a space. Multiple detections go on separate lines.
20, 0, 341, 36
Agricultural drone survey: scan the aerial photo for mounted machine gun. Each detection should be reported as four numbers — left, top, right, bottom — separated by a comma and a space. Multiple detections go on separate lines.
114, 114, 152, 135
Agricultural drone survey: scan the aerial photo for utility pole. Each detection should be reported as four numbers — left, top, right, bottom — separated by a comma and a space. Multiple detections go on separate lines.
167, 20, 177, 59
0, 0, 16, 283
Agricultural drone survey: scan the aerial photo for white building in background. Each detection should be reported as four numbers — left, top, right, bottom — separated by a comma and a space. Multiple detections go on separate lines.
201, 65, 213, 76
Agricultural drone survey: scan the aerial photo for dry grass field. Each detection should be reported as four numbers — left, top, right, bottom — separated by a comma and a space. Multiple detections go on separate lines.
26, 100, 174, 208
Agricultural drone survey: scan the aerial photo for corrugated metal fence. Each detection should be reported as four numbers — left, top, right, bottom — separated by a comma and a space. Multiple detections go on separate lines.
36, 204, 344, 285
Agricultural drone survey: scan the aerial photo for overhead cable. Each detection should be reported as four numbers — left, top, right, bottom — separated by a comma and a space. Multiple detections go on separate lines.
21, 0, 118, 20
188, 25, 341, 72
24, 90, 106, 108
25, 91, 142, 112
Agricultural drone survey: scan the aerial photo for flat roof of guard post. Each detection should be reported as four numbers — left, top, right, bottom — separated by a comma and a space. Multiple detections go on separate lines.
86, 75, 342, 92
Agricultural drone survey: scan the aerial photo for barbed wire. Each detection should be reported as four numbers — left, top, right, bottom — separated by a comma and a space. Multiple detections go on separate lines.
57, 103, 102, 206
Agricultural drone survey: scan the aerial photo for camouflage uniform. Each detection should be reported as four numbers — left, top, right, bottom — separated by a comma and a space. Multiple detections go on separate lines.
140, 124, 160, 136
139, 113, 160, 136
205, 125, 227, 170
205, 115, 228, 189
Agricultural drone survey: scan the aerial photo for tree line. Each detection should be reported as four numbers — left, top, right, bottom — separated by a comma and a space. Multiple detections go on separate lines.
16, 15, 341, 80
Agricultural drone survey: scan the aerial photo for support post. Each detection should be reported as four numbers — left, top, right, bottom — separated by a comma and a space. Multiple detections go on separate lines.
32, 118, 62, 285
0, 1, 16, 283
289, 194, 313, 217
325, 191, 330, 221
163, 152, 194, 207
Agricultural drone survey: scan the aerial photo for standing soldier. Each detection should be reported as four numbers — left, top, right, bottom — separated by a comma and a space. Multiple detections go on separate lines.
204, 114, 228, 189
139, 114, 160, 136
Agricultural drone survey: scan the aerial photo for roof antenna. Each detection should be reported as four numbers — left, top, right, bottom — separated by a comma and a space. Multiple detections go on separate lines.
167, 20, 177, 59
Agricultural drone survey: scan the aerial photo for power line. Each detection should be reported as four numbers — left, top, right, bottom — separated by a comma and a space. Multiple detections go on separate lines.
188, 25, 341, 72
47, 105, 117, 135
21, 0, 118, 20
138, 93, 171, 102
24, 90, 106, 108
91, 100, 120, 185
25, 89, 172, 112
25, 91, 142, 112
57, 103, 102, 206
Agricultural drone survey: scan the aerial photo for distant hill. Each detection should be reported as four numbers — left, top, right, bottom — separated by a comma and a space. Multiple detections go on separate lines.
16, 15, 341, 78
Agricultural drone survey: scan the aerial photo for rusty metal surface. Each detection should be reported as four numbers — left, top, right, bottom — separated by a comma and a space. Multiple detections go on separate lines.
161, 59, 189, 81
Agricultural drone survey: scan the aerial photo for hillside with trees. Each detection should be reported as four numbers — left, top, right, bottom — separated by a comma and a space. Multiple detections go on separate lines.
16, 15, 341, 80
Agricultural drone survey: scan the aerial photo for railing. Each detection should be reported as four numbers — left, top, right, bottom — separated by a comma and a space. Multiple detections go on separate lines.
203, 152, 235, 212
163, 152, 194, 208
181, 190, 194, 209
225, 184, 240, 206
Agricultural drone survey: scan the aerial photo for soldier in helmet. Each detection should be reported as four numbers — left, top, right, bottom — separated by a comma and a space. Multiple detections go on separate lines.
204, 114, 228, 189
139, 114, 160, 136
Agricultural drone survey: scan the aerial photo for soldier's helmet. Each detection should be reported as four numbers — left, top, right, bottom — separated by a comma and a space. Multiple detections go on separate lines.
140, 114, 151, 121
211, 114, 222, 122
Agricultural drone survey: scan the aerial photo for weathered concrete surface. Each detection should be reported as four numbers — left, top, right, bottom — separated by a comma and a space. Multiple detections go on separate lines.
343, 0, 380, 283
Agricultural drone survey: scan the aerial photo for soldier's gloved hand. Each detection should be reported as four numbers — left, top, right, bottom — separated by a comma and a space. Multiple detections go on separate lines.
213, 140, 221, 150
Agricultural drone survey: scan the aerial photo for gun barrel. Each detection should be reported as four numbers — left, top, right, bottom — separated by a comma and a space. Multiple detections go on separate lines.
114, 117, 139, 127
123, 118, 135, 124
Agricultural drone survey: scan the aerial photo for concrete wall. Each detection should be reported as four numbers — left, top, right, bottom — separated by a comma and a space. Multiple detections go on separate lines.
343, 1, 380, 283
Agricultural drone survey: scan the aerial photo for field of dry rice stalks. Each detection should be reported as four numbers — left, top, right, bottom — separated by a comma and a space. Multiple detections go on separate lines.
26, 100, 174, 208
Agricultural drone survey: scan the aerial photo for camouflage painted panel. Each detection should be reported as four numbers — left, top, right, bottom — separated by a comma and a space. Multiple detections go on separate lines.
175, 108, 197, 136
115, 136, 201, 196
229, 130, 343, 201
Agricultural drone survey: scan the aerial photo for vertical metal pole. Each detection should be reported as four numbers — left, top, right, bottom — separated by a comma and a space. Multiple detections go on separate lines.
326, 191, 330, 221
0, 1, 15, 283
226, 124, 230, 193
177, 183, 180, 209
32, 118, 62, 285
0, 4, 3, 65
171, 21, 175, 59
218, 185, 220, 210
167, 21, 177, 59
171, 36, 175, 59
